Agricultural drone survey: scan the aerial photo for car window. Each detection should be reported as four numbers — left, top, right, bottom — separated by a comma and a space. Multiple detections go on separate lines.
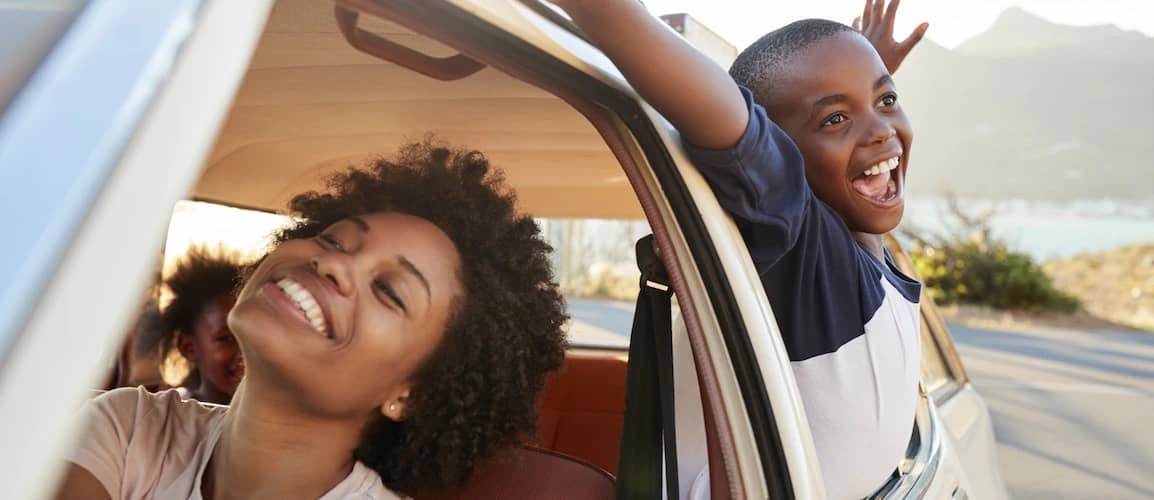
159, 205, 644, 350
919, 315, 954, 396
539, 218, 648, 349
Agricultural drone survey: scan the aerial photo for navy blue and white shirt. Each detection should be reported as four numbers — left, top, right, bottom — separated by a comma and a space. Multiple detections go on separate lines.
684, 87, 922, 500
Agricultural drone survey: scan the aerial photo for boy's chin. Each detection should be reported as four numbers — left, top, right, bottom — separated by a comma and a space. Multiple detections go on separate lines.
847, 204, 904, 235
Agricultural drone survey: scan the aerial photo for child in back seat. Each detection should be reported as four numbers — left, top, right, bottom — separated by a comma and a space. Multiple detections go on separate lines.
547, 0, 929, 497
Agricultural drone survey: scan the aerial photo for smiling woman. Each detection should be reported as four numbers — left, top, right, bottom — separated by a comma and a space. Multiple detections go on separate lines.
55, 140, 568, 500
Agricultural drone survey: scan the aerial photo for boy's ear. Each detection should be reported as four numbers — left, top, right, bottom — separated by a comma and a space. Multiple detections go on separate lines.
175, 333, 197, 362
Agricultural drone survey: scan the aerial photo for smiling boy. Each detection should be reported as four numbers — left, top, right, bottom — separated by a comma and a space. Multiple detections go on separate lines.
548, 0, 928, 497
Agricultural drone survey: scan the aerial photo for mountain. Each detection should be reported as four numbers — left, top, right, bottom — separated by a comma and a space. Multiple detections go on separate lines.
956, 7, 1154, 58
896, 8, 1154, 201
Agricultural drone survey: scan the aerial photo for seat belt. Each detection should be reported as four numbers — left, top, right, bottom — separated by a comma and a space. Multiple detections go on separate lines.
616, 235, 680, 500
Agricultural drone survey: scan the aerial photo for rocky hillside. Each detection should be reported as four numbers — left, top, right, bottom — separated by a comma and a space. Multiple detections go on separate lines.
1043, 244, 1154, 331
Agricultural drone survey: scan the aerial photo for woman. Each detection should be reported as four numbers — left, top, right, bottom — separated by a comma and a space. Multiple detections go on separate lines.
57, 142, 568, 499
158, 247, 247, 404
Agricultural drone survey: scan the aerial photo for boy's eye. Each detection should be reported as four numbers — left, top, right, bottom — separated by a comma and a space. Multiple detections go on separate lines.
879, 93, 898, 107
374, 278, 407, 311
821, 113, 847, 127
316, 233, 345, 251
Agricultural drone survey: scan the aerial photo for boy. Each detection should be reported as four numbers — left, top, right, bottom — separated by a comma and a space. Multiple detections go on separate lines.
548, 0, 928, 497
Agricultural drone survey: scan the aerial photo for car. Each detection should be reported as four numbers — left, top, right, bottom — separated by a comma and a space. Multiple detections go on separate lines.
0, 0, 1008, 498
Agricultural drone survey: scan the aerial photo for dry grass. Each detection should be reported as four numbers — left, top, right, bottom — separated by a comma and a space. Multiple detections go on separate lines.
1039, 244, 1154, 332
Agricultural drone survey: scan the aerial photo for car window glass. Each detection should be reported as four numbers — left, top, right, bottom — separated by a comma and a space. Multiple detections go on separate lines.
539, 218, 649, 349
919, 315, 953, 396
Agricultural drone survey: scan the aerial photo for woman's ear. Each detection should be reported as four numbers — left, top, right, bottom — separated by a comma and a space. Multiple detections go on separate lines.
380, 388, 411, 421
176, 332, 198, 362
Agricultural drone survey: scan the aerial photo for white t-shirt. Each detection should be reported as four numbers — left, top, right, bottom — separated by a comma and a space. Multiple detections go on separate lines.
69, 387, 404, 500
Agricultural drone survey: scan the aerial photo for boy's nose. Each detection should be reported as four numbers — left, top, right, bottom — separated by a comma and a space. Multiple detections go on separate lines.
865, 119, 897, 145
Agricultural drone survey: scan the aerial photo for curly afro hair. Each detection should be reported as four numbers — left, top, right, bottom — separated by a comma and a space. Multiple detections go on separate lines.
273, 139, 568, 493
159, 246, 246, 375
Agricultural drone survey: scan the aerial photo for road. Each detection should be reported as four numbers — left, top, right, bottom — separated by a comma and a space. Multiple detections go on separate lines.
567, 297, 1154, 499
951, 324, 1154, 499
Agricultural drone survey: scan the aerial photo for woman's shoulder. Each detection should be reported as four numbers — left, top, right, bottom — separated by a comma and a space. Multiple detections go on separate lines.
324, 461, 409, 500
85, 386, 228, 444
70, 387, 229, 498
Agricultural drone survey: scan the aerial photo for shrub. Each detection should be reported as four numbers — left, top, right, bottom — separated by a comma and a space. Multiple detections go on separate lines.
903, 197, 1079, 312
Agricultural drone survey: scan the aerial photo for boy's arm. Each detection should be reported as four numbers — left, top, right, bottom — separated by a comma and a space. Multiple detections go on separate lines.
546, 0, 748, 150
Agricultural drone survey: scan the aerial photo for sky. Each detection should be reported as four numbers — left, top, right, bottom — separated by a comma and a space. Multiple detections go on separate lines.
642, 0, 1154, 49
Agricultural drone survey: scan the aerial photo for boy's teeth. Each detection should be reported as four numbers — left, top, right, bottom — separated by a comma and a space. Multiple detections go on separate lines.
275, 278, 328, 336
864, 157, 900, 176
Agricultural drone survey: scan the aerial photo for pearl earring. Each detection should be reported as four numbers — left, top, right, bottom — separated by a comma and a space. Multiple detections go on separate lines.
388, 403, 397, 413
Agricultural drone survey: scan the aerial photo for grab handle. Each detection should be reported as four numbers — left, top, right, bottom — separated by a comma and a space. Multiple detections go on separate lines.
333, 1, 485, 81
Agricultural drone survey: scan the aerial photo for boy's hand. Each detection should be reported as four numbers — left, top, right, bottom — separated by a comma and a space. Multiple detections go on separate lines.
852, 0, 928, 75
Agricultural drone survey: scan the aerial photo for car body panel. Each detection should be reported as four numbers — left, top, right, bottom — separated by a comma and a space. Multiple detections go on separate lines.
0, 1, 273, 498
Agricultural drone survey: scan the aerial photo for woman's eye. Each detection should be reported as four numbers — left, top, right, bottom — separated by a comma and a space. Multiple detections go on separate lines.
374, 278, 407, 311
822, 113, 847, 127
316, 233, 345, 251
879, 93, 898, 107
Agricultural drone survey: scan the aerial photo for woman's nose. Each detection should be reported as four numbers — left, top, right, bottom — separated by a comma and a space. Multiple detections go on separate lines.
311, 252, 355, 296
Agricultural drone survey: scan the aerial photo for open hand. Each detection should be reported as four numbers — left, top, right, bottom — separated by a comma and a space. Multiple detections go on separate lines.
853, 0, 929, 75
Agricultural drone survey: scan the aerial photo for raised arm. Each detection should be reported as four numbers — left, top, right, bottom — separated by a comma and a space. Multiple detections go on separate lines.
547, 0, 748, 149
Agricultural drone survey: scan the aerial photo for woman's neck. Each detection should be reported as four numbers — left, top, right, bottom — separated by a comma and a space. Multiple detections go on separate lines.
203, 383, 370, 500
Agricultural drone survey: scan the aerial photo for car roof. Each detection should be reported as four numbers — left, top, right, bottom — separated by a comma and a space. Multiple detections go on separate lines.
194, 0, 643, 219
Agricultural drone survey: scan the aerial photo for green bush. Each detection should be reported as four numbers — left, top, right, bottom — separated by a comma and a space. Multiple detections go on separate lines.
909, 237, 1079, 312
904, 196, 1079, 312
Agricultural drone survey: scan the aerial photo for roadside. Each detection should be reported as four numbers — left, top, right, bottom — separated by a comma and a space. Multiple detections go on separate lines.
941, 303, 1150, 336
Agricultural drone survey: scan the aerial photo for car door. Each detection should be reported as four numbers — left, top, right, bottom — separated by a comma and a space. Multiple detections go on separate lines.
888, 239, 1010, 500
0, 1, 273, 498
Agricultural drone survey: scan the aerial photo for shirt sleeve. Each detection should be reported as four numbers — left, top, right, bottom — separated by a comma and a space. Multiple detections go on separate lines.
682, 86, 812, 270
68, 387, 144, 499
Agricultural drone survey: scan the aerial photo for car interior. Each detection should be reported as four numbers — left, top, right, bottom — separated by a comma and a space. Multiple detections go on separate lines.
82, 0, 975, 498
102, 0, 667, 497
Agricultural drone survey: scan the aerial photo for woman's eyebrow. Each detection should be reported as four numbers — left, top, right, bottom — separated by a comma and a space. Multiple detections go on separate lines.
347, 216, 370, 232
398, 256, 431, 302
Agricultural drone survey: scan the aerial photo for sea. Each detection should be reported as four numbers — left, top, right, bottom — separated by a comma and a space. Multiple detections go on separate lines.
901, 197, 1154, 262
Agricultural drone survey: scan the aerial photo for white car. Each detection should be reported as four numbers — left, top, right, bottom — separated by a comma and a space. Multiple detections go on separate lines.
0, 0, 1008, 498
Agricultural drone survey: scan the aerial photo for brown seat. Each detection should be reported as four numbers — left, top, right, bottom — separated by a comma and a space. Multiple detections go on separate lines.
416, 445, 615, 500
535, 351, 629, 474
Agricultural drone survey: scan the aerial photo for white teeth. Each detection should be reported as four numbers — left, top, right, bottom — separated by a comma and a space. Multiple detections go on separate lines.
864, 156, 901, 176
275, 278, 328, 337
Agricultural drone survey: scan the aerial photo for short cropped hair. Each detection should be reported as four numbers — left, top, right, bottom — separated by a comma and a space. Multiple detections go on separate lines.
729, 19, 857, 107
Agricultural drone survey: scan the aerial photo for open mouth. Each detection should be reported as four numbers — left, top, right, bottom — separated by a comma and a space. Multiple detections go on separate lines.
227, 357, 245, 385
270, 276, 331, 338
851, 155, 903, 207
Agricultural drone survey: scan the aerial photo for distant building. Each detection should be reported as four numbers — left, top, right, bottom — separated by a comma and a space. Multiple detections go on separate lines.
660, 13, 738, 67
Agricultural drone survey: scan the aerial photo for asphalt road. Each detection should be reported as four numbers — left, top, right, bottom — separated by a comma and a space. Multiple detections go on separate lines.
566, 297, 1154, 499
951, 324, 1154, 499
